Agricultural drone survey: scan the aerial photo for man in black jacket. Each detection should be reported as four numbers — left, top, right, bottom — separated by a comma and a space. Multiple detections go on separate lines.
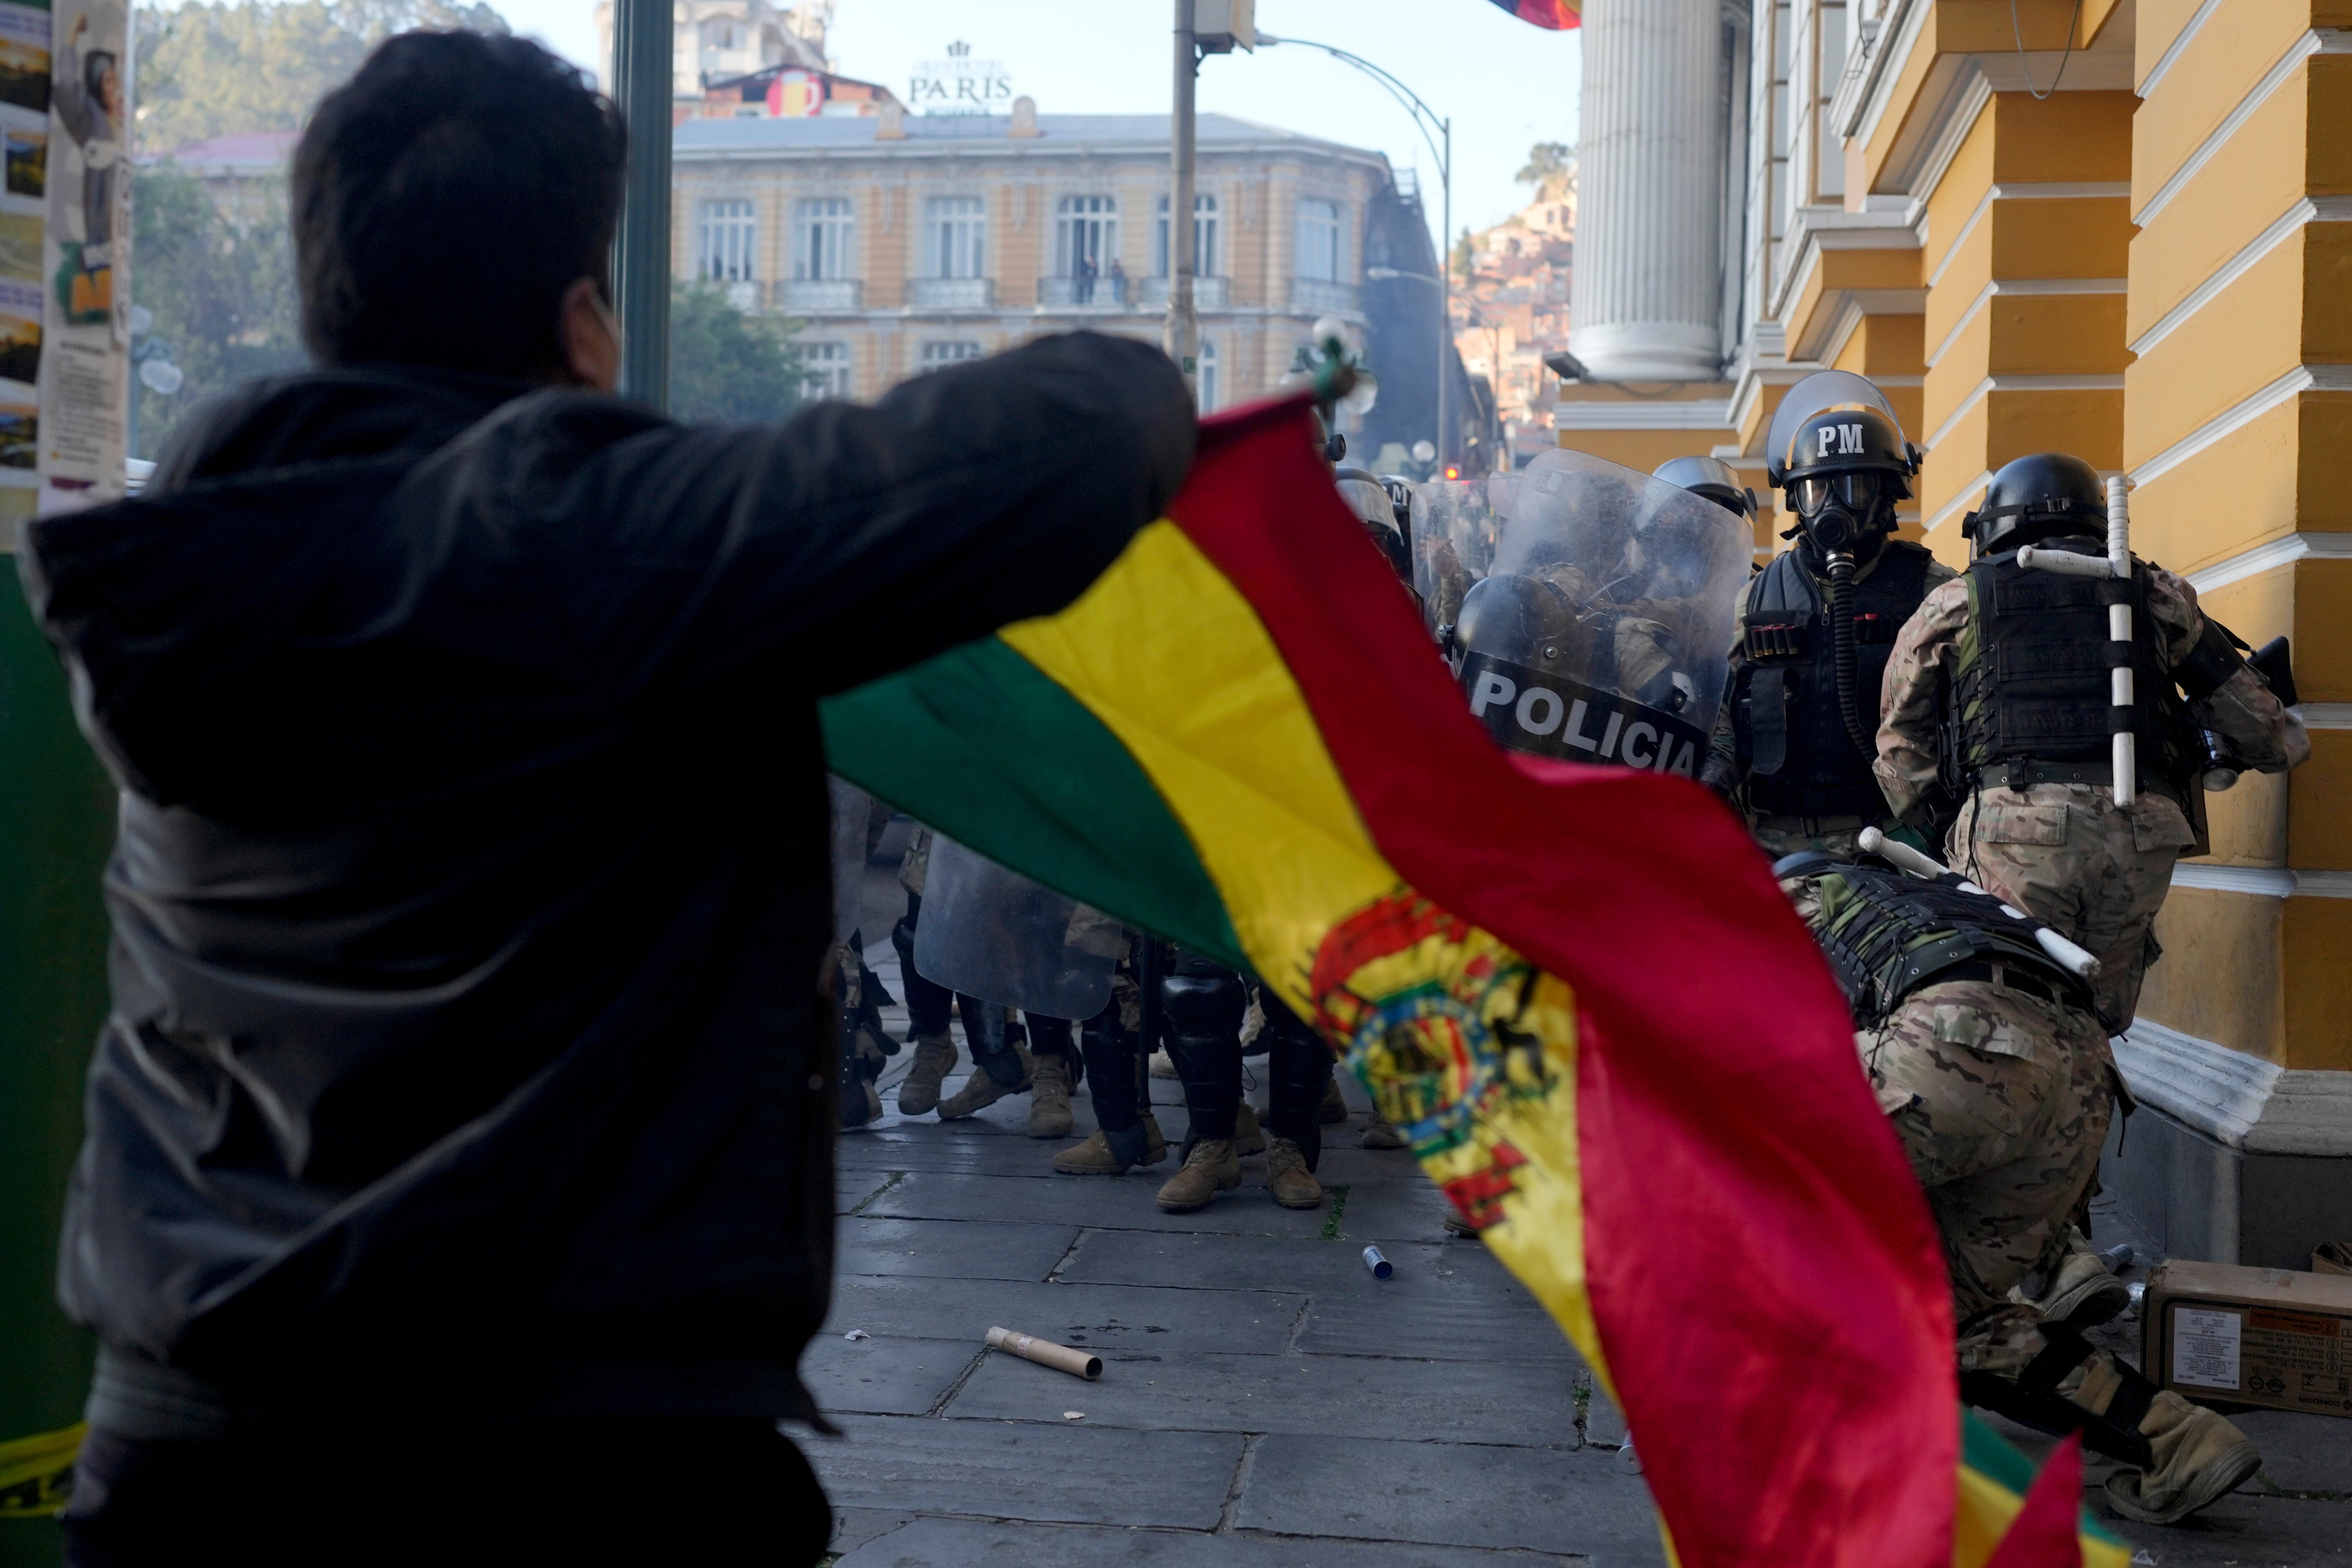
18, 32, 1194, 1567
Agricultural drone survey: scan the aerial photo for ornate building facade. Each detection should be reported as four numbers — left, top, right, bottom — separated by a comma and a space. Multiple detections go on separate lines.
669, 105, 1396, 417
1561, 0, 2352, 1268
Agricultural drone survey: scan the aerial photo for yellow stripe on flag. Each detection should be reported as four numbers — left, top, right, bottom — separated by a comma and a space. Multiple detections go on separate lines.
1001, 519, 1397, 1013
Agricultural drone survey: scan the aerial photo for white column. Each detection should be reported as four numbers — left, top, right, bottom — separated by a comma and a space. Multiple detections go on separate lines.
1570, 0, 1727, 382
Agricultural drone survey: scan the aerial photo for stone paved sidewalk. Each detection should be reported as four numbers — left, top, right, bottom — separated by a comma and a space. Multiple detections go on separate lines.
808, 841, 2351, 1565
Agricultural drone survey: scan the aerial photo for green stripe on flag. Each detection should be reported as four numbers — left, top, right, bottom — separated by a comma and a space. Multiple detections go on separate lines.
1961, 1408, 2127, 1548
821, 636, 1249, 972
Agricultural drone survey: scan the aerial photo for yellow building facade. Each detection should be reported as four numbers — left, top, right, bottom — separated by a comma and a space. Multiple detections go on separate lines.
1565, 0, 2351, 1265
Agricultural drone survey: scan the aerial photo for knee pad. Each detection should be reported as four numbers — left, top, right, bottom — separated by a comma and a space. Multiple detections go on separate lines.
1162, 969, 1246, 1039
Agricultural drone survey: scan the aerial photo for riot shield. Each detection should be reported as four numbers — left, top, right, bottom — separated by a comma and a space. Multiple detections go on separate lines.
1451, 449, 1748, 777
1409, 474, 1513, 634
911, 834, 1118, 1019
828, 774, 874, 944
1764, 370, 1907, 485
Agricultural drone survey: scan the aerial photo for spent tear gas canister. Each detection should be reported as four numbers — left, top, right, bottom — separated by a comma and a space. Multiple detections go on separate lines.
911, 834, 1119, 1020
1362, 1246, 1393, 1280
1444, 449, 1750, 777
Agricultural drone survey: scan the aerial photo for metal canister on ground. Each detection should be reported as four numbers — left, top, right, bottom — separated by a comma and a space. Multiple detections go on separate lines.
985, 1325, 1103, 1380
1362, 1246, 1393, 1280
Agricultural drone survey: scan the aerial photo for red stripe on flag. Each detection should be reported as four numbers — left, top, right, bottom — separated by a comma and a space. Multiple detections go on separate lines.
1169, 398, 1954, 1568
1986, 1435, 2087, 1568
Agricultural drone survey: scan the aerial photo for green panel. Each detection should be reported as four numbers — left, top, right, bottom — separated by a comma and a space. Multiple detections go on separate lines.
0, 583, 106, 1563
821, 637, 1248, 973
1960, 1407, 2124, 1548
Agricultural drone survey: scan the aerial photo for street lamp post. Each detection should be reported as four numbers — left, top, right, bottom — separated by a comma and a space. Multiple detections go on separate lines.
611, 0, 673, 410
1259, 34, 1450, 469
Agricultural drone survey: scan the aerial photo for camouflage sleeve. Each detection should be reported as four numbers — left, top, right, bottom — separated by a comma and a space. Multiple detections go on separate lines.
1873, 575, 1970, 825
2145, 564, 2309, 773
899, 823, 932, 896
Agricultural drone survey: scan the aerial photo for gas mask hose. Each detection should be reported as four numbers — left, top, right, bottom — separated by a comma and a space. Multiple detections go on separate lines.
1825, 547, 1874, 758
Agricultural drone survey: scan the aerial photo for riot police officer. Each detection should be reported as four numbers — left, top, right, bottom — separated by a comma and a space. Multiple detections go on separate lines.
1652, 454, 1760, 529
1778, 849, 2263, 1525
1701, 372, 1954, 858
1876, 452, 2308, 1030
1153, 954, 1334, 1212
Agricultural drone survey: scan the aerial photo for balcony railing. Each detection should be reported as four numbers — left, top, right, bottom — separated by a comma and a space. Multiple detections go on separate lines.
722, 280, 757, 312
1140, 275, 1230, 308
782, 279, 862, 313
1289, 277, 1360, 314
907, 277, 995, 309
1037, 275, 1129, 308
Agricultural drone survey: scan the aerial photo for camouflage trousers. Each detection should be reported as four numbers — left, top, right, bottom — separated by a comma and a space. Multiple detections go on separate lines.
1747, 813, 1878, 862
1859, 977, 2115, 1321
1947, 783, 2196, 1030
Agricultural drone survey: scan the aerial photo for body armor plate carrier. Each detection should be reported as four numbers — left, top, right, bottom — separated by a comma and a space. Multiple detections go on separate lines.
1807, 861, 2092, 1028
1950, 546, 2200, 808
1733, 540, 1936, 818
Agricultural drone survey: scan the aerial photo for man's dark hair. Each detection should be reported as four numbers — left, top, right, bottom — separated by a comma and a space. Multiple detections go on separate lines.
293, 31, 628, 378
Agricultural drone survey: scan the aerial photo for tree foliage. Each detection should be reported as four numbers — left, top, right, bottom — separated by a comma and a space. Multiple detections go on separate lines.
668, 283, 810, 426
130, 164, 304, 460
134, 0, 510, 154
1515, 140, 1576, 203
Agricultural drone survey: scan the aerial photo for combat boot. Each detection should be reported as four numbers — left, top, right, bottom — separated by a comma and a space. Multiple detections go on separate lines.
1052, 1114, 1169, 1174
2013, 1229, 2131, 1328
1156, 1139, 1241, 1211
1319, 1077, 1348, 1124
898, 1034, 957, 1117
937, 1043, 1035, 1121
2104, 1391, 2262, 1525
1361, 1103, 1408, 1150
1027, 1053, 1074, 1138
1232, 1102, 1267, 1156
1266, 1136, 1324, 1209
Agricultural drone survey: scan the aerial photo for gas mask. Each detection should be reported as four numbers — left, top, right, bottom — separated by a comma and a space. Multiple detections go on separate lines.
1789, 469, 1888, 563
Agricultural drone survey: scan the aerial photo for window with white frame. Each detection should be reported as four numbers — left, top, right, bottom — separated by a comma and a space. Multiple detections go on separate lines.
1054, 194, 1118, 278
1154, 193, 1220, 277
1196, 337, 1220, 414
919, 341, 984, 372
1295, 197, 1343, 282
794, 196, 856, 281
924, 196, 987, 280
803, 341, 852, 399
697, 199, 756, 283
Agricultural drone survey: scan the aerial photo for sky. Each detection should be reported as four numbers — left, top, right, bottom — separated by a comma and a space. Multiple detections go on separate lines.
490, 0, 1582, 241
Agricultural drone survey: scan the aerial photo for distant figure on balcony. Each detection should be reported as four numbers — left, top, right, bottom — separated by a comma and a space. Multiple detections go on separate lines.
1075, 250, 1099, 305
1107, 256, 1126, 302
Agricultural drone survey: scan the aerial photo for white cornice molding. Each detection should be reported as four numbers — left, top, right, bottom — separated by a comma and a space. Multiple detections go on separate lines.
2140, 0, 2231, 100
2131, 197, 2352, 358
2185, 529, 2352, 594
1924, 183, 2127, 293
1554, 399, 1736, 432
2301, 703, 2352, 730
1852, 0, 1931, 147
2114, 1019, 2352, 1156
1922, 470, 1992, 538
2171, 863, 2352, 900
2135, 30, 2352, 229
2131, 365, 2352, 488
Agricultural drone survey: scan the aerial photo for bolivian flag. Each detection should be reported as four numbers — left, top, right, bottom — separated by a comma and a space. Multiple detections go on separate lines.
1489, 0, 1582, 27
820, 400, 2119, 1565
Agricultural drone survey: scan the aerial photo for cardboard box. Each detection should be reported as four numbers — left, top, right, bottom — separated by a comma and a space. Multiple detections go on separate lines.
2143, 1260, 2352, 1419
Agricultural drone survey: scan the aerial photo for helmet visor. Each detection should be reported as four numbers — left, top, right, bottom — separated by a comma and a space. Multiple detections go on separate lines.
1792, 470, 1885, 517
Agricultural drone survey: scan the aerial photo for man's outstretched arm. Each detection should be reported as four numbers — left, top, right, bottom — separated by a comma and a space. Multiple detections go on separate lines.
539, 331, 1197, 699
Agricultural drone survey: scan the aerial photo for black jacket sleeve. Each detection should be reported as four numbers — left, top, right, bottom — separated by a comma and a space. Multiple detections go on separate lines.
475, 330, 1196, 702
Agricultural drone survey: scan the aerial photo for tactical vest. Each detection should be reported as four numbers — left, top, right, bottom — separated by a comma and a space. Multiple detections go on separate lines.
1732, 541, 1936, 818
1808, 862, 2090, 1028
1951, 546, 2199, 807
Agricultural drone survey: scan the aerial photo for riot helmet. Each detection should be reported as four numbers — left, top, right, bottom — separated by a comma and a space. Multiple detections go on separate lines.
1454, 571, 1577, 671
1336, 466, 1413, 585
1765, 371, 1920, 562
1963, 452, 2107, 558
1652, 455, 1759, 521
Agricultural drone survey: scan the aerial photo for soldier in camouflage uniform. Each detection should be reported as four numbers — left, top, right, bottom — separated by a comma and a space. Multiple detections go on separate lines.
1700, 382, 1955, 859
1875, 453, 2308, 1030
1781, 854, 2264, 1525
